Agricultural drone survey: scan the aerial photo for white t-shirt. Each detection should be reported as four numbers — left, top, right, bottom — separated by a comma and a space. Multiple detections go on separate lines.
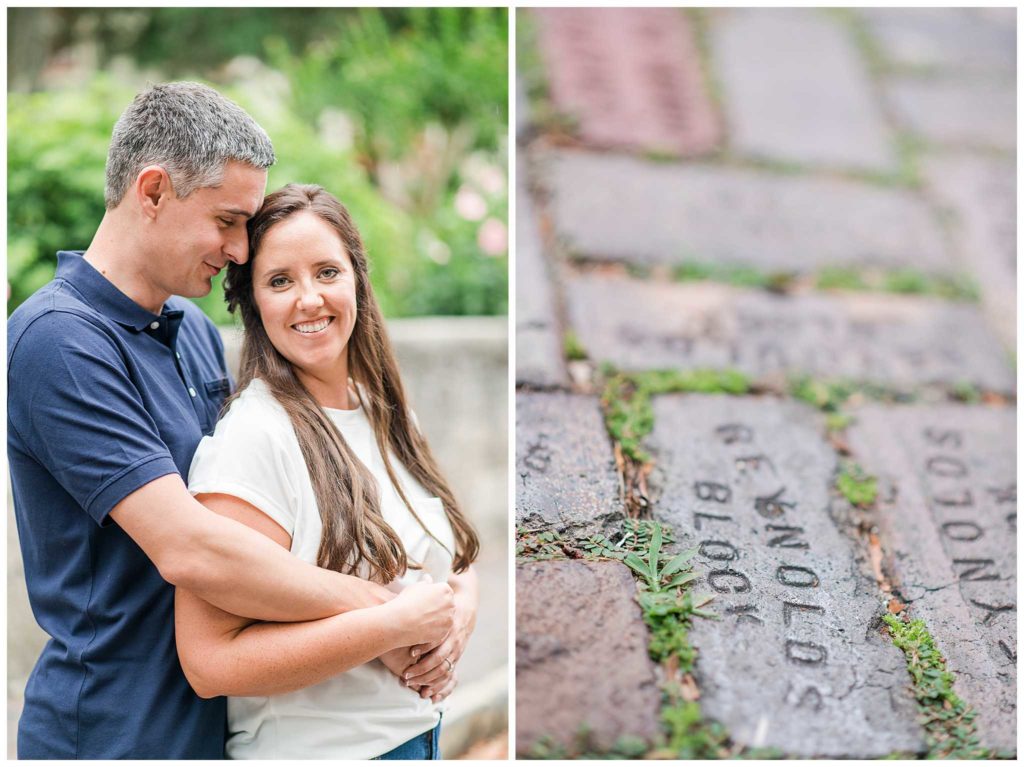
187, 377, 455, 759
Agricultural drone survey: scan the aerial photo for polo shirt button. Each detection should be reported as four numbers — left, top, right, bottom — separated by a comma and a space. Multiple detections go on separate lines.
188, 387, 197, 397
149, 321, 160, 330
176, 352, 181, 360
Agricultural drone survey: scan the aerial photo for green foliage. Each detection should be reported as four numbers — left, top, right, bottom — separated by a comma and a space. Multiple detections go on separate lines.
825, 412, 854, 432
515, 527, 568, 563
602, 369, 751, 463
951, 381, 982, 404
789, 376, 857, 413
836, 462, 878, 508
672, 260, 794, 291
661, 702, 730, 759
526, 729, 652, 760
883, 614, 989, 759
563, 330, 588, 361
8, 9, 507, 321
816, 266, 868, 291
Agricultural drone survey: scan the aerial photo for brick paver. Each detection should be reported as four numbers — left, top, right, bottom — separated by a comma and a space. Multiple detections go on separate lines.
864, 8, 1016, 76
516, 392, 622, 536
923, 153, 1016, 348
711, 9, 893, 170
649, 395, 923, 756
544, 150, 953, 274
885, 79, 1016, 149
849, 405, 1017, 752
565, 273, 1014, 392
534, 8, 719, 156
516, 560, 662, 754
516, 164, 565, 388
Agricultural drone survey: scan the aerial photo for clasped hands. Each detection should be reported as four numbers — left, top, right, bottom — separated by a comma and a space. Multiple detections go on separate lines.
379, 578, 474, 703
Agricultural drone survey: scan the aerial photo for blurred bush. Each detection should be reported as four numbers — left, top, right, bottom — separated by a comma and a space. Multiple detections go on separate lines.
7, 8, 507, 322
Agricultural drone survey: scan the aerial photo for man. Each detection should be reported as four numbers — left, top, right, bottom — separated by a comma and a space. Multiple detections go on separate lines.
7, 82, 454, 758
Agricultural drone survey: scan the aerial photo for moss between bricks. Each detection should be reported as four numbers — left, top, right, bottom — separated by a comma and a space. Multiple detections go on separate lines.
669, 259, 980, 302
563, 330, 588, 361
882, 614, 998, 759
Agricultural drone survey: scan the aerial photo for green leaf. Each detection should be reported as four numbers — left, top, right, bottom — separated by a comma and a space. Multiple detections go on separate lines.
623, 552, 652, 580
649, 524, 663, 581
661, 546, 698, 577
663, 571, 700, 589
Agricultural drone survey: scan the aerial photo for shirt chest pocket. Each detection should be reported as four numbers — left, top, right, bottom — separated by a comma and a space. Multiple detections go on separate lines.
198, 377, 231, 431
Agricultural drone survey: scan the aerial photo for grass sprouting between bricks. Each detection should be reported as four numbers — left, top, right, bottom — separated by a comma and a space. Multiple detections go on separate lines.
882, 614, 1001, 759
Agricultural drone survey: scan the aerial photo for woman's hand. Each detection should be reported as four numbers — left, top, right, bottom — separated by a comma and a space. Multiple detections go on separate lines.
378, 646, 416, 686
385, 581, 455, 649
400, 595, 475, 690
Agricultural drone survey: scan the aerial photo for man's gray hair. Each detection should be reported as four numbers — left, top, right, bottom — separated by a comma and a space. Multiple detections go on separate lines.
104, 81, 276, 209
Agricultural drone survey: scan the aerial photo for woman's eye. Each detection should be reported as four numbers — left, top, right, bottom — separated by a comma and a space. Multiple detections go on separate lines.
269, 276, 290, 288
319, 267, 340, 279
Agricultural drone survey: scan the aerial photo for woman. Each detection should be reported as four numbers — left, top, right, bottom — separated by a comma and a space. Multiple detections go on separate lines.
176, 184, 481, 759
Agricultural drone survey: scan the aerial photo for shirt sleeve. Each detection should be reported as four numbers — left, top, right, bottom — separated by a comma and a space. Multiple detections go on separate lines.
7, 311, 180, 526
186, 387, 302, 537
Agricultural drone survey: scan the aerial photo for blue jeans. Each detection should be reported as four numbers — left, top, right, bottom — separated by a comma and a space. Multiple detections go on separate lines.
375, 720, 442, 760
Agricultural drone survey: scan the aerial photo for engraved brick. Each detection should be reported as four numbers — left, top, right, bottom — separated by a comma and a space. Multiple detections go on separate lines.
516, 163, 565, 387
565, 273, 1014, 393
648, 395, 923, 756
711, 9, 894, 170
923, 153, 1016, 348
534, 8, 719, 155
885, 79, 1016, 150
515, 392, 622, 536
516, 560, 662, 754
849, 405, 1017, 752
544, 150, 954, 274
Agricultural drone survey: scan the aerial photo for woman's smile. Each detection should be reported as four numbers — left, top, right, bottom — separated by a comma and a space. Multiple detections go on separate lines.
293, 316, 335, 335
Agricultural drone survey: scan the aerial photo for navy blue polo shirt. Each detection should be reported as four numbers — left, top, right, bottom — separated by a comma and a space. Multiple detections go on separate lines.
7, 251, 231, 758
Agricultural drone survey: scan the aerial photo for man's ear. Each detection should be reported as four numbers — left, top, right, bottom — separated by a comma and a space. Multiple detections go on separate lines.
135, 165, 175, 219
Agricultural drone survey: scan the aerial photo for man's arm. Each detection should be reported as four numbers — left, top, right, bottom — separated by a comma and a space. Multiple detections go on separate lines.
111, 475, 394, 622
173, 490, 455, 698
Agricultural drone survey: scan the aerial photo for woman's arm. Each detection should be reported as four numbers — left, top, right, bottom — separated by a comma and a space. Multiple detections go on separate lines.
174, 493, 454, 699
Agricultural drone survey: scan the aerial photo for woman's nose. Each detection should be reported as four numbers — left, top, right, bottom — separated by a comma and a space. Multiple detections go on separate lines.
297, 282, 325, 311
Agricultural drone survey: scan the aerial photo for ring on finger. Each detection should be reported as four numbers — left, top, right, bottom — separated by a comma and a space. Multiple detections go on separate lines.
443, 657, 453, 671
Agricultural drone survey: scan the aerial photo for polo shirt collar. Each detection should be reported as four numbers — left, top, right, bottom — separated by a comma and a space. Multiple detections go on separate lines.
56, 250, 168, 333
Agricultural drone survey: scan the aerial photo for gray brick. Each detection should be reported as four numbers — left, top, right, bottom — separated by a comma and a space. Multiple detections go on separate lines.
849, 405, 1017, 752
544, 150, 954, 274
648, 395, 923, 756
711, 9, 894, 170
863, 8, 1016, 76
515, 392, 622, 536
923, 153, 1016, 348
885, 79, 1016, 150
565, 273, 1014, 392
516, 165, 565, 387
516, 560, 662, 754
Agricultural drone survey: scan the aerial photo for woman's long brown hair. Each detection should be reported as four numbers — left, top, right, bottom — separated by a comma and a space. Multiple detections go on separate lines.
224, 183, 479, 583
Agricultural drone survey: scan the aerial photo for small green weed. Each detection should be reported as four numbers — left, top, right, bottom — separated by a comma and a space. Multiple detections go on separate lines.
515, 527, 569, 562
951, 381, 982, 404
836, 462, 878, 508
883, 614, 989, 759
825, 412, 854, 432
563, 330, 588, 361
672, 260, 794, 292
816, 267, 868, 291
